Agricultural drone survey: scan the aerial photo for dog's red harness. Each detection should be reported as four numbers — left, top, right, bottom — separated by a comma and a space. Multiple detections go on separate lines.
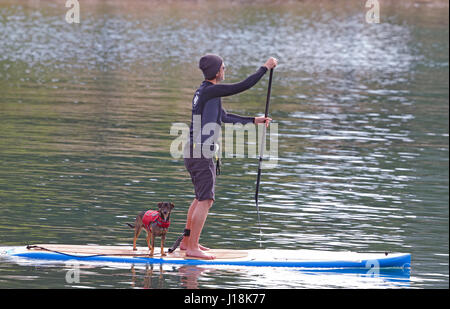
142, 210, 170, 229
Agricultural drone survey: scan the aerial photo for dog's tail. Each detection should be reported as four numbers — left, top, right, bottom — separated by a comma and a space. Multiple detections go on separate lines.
126, 223, 135, 229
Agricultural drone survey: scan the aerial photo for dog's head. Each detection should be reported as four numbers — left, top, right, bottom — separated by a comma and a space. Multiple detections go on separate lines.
157, 202, 174, 221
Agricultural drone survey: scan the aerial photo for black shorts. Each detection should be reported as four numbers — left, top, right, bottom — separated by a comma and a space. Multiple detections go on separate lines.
184, 158, 216, 201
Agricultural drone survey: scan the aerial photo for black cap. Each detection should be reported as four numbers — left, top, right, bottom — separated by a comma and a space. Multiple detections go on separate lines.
199, 54, 223, 80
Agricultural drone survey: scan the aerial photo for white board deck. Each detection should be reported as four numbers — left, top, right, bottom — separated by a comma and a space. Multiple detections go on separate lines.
1, 244, 411, 269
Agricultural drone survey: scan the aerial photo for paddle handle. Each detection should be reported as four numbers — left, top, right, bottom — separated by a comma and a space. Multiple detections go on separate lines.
264, 68, 274, 118
255, 68, 273, 186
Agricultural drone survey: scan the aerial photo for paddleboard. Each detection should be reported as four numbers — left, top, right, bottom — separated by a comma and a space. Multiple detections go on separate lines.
1, 244, 411, 269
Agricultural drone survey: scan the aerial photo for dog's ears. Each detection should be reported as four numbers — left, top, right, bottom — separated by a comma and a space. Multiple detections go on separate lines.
157, 202, 174, 209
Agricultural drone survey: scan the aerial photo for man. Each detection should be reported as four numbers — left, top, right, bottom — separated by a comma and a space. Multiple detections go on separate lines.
181, 54, 278, 259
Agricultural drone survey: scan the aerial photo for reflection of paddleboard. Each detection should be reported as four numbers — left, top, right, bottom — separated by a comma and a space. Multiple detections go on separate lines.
2, 244, 411, 269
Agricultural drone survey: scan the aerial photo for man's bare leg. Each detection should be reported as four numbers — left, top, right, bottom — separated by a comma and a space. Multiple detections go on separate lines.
185, 199, 215, 259
180, 198, 210, 251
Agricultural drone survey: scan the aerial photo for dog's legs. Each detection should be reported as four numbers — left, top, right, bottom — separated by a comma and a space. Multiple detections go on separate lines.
133, 226, 143, 251
146, 230, 152, 253
150, 233, 155, 256
161, 233, 166, 256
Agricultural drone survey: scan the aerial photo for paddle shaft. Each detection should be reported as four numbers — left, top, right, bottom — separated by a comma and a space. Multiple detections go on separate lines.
254, 68, 274, 242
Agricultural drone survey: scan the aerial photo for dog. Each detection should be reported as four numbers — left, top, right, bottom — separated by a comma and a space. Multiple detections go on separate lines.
127, 202, 174, 256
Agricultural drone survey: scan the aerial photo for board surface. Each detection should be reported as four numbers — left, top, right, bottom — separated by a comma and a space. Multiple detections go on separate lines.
1, 244, 411, 269
26, 244, 248, 259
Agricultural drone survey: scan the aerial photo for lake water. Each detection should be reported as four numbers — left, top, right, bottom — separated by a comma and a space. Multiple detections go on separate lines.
0, 0, 448, 289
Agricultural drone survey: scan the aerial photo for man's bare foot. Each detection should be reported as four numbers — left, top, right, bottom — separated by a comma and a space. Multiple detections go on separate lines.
185, 249, 216, 260
180, 242, 210, 251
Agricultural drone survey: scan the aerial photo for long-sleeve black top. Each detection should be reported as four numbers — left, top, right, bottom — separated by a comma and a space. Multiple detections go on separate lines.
187, 66, 268, 158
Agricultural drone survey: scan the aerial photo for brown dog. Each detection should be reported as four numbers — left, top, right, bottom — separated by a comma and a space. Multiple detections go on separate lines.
127, 202, 174, 256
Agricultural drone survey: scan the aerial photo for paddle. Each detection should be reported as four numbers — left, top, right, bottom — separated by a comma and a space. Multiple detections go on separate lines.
254, 68, 274, 246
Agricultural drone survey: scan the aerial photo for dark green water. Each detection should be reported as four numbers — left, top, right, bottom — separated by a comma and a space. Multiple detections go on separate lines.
0, 0, 448, 288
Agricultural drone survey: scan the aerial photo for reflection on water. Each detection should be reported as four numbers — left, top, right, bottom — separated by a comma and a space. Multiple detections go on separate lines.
130, 264, 411, 289
0, 0, 448, 288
